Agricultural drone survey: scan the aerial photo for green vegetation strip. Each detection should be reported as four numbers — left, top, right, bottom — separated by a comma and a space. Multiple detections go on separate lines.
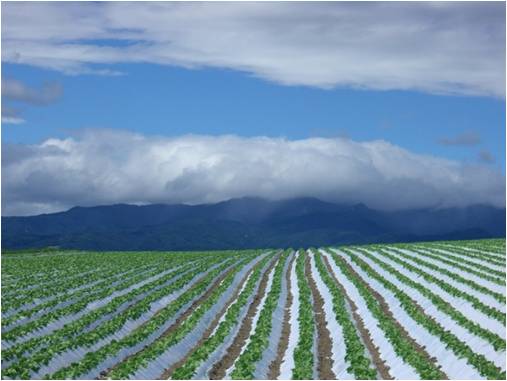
170, 253, 275, 379
446, 239, 506, 256
2, 254, 234, 379
338, 248, 506, 380
46, 256, 245, 379
312, 249, 377, 379
354, 247, 506, 349
328, 249, 445, 379
406, 245, 505, 284
291, 250, 315, 380
442, 238, 505, 250
2, 263, 164, 328
430, 243, 505, 266
383, 247, 506, 304
371, 247, 506, 325
3, 264, 130, 301
2, 252, 164, 304
106, 255, 256, 379
230, 250, 290, 379
414, 244, 505, 276
2, 260, 192, 341
3, 259, 152, 311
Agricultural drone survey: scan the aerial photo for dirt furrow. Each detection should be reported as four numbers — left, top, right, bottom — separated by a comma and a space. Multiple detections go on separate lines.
321, 253, 392, 380
98, 261, 238, 379
267, 252, 296, 379
305, 253, 336, 379
157, 256, 267, 379
208, 255, 279, 379
337, 254, 449, 379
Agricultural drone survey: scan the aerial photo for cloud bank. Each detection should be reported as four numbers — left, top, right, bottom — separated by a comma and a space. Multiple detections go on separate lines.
2, 2, 505, 97
3, 130, 505, 216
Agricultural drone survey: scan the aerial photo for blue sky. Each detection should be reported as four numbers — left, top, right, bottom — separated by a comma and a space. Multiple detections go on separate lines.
2, 2, 505, 215
3, 61, 504, 169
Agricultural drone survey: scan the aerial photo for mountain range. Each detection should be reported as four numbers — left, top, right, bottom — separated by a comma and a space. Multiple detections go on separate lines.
2, 197, 505, 250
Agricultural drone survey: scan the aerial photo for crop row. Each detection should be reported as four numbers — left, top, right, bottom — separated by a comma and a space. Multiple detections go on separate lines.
429, 243, 505, 266
338, 248, 505, 380
2, 253, 242, 379
312, 250, 377, 379
105, 254, 258, 379
403, 245, 505, 285
230, 251, 290, 379
352, 247, 505, 350
169, 253, 276, 379
2, 240, 504, 380
2, 262, 164, 328
46, 255, 247, 379
2, 259, 197, 342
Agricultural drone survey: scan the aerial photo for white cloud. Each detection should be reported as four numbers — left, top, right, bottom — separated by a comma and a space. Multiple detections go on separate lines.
2, 2, 504, 96
2, 116, 25, 125
1, 78, 62, 125
2, 129, 505, 216
1, 105, 25, 124
2, 78, 63, 105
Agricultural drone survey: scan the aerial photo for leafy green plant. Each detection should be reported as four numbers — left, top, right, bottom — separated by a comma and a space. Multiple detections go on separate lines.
337, 247, 506, 380
230, 250, 290, 379
311, 249, 377, 379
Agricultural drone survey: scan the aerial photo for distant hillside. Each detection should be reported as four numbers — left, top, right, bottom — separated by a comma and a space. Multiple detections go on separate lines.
2, 197, 505, 250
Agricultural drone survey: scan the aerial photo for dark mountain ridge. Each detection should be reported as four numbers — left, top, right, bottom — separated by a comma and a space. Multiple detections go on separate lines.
2, 197, 505, 250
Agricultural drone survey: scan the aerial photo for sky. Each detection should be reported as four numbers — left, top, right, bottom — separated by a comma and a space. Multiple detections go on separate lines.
1, 1, 506, 216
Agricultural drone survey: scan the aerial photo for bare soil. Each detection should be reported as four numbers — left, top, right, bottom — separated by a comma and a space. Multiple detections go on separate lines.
267, 252, 296, 379
208, 255, 279, 379
321, 253, 392, 380
305, 253, 336, 379
158, 258, 265, 379
337, 255, 448, 379
98, 261, 237, 379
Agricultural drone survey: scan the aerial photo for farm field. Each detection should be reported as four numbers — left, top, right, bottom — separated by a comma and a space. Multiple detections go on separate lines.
1, 239, 505, 380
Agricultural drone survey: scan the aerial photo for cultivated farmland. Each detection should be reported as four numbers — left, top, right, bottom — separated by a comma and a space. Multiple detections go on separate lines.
1, 239, 505, 380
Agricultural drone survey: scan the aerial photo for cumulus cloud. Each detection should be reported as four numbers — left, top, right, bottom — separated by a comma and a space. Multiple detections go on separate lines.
2, 2, 505, 96
2, 129, 505, 216
438, 131, 481, 146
